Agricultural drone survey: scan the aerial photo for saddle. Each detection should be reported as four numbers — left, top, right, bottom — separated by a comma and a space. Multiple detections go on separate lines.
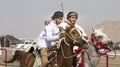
48, 45, 58, 59
47, 38, 64, 63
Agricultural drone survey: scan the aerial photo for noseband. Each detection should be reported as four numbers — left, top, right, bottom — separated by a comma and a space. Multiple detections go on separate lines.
66, 27, 82, 44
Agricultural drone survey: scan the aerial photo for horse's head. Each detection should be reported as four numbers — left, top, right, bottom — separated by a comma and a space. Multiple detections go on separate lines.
64, 25, 87, 47
91, 27, 113, 51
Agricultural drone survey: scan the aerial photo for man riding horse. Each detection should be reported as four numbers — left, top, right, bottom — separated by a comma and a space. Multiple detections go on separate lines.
59, 11, 89, 67
4, 11, 89, 67
37, 11, 65, 67
37, 11, 89, 67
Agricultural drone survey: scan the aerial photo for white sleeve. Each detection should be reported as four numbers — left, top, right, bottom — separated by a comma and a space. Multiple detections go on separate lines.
75, 24, 87, 36
58, 22, 69, 30
45, 25, 59, 41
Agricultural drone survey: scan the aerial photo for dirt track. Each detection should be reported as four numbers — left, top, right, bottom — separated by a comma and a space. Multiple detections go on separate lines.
0, 48, 120, 67
0, 48, 19, 67
98, 50, 120, 67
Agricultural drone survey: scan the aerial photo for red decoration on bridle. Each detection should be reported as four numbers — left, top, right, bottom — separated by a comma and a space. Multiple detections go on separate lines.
91, 33, 104, 49
74, 47, 82, 54
75, 33, 116, 67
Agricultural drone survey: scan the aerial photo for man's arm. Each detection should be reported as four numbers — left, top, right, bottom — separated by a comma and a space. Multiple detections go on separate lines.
58, 21, 70, 30
45, 24, 59, 41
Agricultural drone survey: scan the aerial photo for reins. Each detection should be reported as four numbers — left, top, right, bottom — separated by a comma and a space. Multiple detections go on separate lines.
60, 27, 82, 59
60, 43, 77, 59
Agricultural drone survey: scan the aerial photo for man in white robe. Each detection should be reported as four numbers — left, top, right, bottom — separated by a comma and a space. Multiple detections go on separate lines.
37, 11, 64, 67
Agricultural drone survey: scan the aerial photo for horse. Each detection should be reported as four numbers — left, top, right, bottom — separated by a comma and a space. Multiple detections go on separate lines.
4, 25, 87, 67
46, 24, 89, 67
76, 27, 114, 67
4, 47, 35, 67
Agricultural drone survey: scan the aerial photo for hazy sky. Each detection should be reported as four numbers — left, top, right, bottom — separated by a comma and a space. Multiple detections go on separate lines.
0, 0, 120, 38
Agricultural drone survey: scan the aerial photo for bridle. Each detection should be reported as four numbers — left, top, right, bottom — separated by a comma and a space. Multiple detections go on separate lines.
89, 33, 116, 60
91, 33, 105, 49
90, 33, 116, 58
66, 27, 82, 44
60, 27, 82, 59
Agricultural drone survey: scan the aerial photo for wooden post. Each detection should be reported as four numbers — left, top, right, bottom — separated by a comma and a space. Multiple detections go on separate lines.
106, 55, 108, 67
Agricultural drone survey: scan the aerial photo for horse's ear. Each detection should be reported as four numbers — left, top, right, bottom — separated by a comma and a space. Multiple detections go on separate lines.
65, 26, 69, 32
99, 26, 104, 32
92, 27, 95, 32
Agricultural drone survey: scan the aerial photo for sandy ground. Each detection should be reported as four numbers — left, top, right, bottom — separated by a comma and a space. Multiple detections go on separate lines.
0, 48, 19, 67
97, 54, 120, 67
0, 48, 120, 67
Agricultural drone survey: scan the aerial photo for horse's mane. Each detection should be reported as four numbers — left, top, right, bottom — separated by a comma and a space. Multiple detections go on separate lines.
13, 50, 26, 62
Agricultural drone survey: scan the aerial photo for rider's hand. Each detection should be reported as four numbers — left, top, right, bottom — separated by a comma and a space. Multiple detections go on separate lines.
44, 20, 50, 26
59, 32, 65, 39
84, 36, 88, 40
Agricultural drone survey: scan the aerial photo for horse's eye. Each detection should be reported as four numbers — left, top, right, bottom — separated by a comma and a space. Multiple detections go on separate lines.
71, 32, 76, 34
97, 36, 103, 39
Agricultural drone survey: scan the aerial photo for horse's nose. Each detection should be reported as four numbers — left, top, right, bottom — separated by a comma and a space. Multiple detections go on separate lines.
107, 40, 115, 50
108, 40, 113, 45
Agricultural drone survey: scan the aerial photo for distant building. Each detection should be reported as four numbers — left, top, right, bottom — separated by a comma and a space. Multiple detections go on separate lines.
0, 35, 22, 47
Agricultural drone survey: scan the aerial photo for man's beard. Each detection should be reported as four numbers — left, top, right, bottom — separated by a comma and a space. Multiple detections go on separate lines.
71, 21, 76, 25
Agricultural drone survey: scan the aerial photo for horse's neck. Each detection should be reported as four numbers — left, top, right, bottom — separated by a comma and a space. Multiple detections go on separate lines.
88, 45, 99, 55
60, 40, 73, 56
65, 36, 72, 43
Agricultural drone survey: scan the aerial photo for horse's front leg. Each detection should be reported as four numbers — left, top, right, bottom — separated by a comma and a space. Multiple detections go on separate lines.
65, 58, 73, 67
90, 57, 99, 67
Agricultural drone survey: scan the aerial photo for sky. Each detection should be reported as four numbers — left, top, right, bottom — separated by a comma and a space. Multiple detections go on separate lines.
0, 0, 120, 38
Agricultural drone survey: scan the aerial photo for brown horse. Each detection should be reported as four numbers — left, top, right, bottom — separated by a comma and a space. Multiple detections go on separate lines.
4, 25, 86, 67
4, 47, 35, 67
47, 25, 87, 67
